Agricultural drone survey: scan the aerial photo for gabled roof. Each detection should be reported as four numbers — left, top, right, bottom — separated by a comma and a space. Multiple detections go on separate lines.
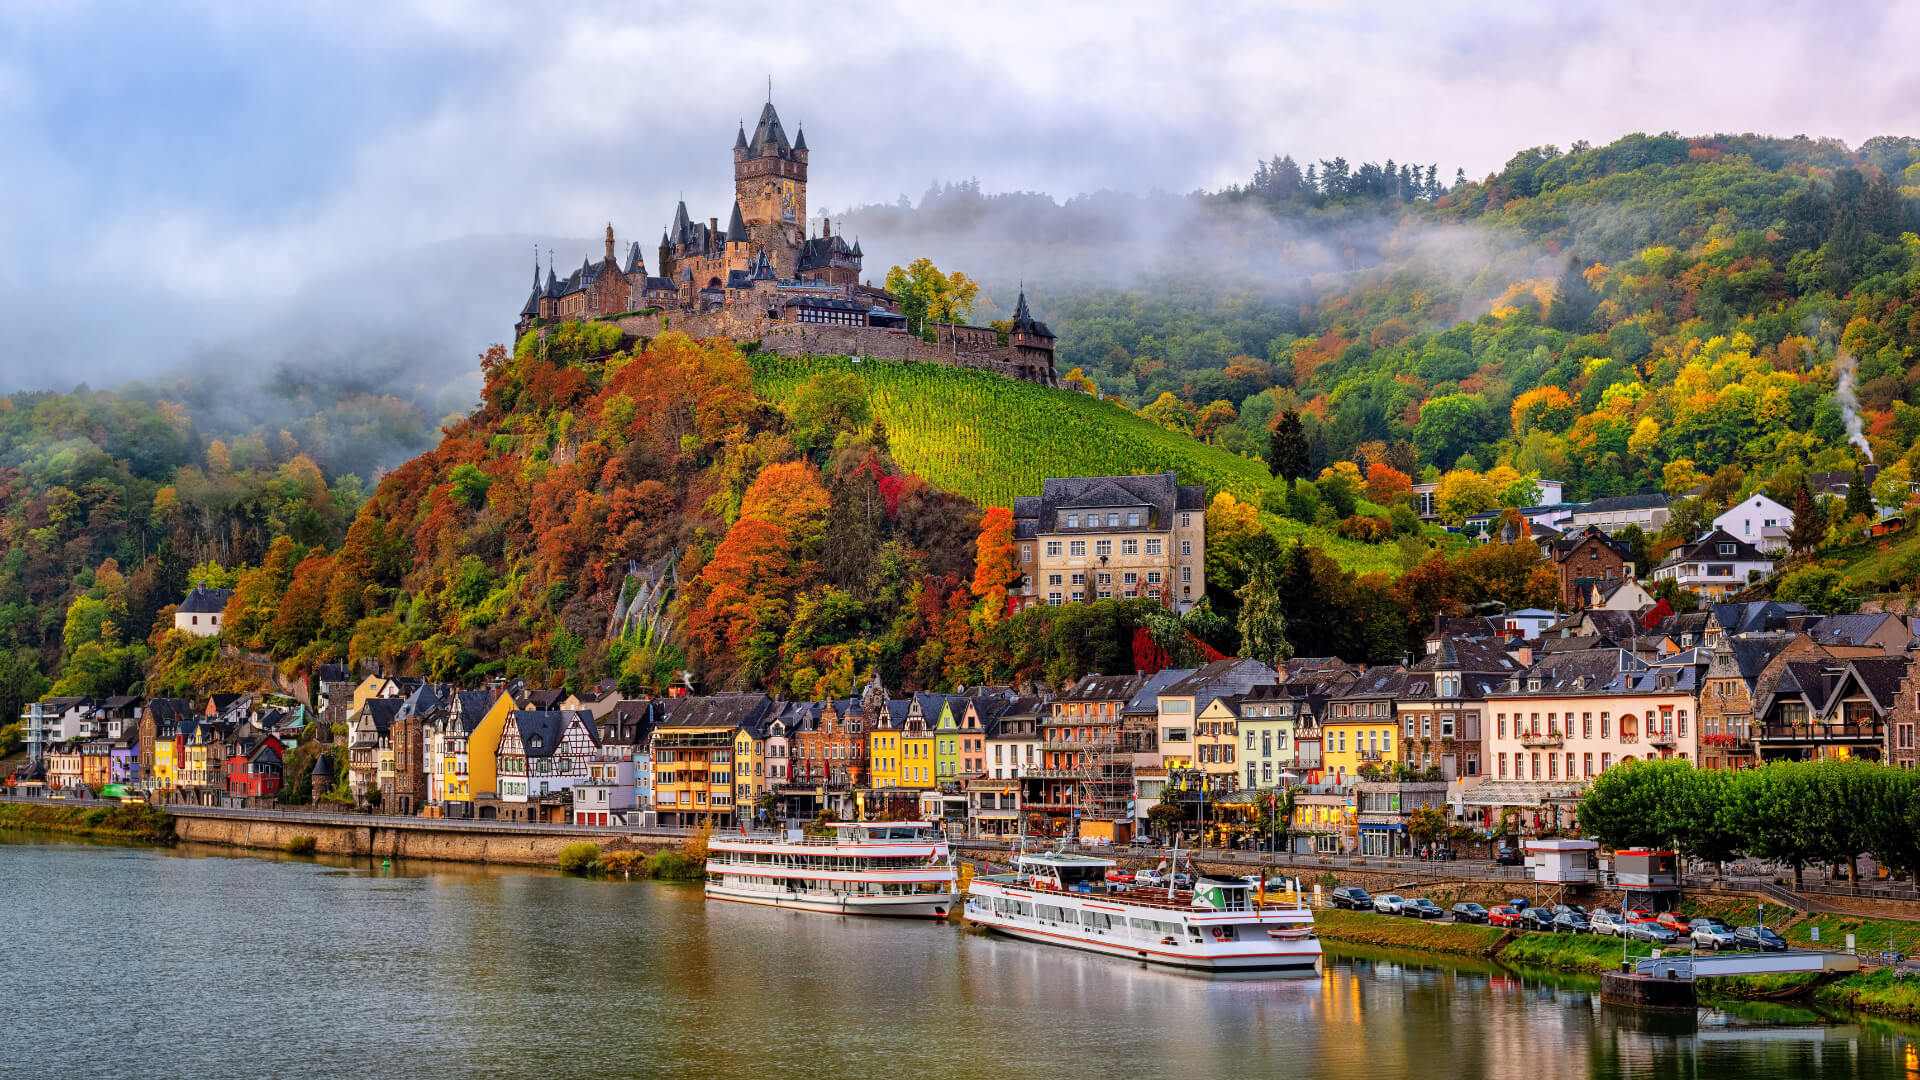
1159, 658, 1278, 702
1063, 673, 1147, 703
1338, 667, 1411, 700
1494, 649, 1649, 695
1809, 613, 1905, 648
1014, 471, 1205, 534
1655, 528, 1771, 568
507, 710, 577, 758
655, 693, 775, 729
1578, 493, 1671, 514
1411, 636, 1522, 674
178, 585, 233, 614
1710, 600, 1810, 637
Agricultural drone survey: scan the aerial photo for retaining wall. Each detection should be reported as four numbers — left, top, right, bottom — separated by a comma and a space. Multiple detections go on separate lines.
171, 812, 675, 867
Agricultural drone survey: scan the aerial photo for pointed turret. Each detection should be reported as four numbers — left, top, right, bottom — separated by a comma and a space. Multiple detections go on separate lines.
1010, 286, 1054, 340
749, 101, 790, 157
793, 124, 808, 152
671, 200, 692, 242
624, 241, 643, 275
726, 199, 749, 245
851, 237, 862, 258
545, 265, 562, 298
734, 122, 749, 151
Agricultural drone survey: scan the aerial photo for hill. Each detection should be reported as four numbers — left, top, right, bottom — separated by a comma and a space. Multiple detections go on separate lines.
748, 354, 1408, 575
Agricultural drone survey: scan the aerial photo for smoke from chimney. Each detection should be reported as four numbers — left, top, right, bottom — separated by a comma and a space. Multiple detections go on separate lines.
1835, 350, 1873, 462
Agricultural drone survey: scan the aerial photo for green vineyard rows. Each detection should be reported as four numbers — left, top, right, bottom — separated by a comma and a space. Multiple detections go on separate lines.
750, 355, 1405, 575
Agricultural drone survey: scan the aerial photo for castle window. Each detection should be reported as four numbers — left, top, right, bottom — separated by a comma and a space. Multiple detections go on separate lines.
1070, 573, 1085, 585
1180, 540, 1192, 556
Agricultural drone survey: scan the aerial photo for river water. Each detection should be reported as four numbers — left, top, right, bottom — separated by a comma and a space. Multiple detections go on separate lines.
3, 836, 1914, 1080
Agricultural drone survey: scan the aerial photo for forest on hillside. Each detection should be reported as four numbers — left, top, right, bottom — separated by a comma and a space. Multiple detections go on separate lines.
5, 129, 1920, 716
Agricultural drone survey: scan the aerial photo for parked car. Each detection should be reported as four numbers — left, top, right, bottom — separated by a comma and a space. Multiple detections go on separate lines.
1489, 905, 1523, 927
1625, 921, 1679, 945
1552, 904, 1588, 918
1589, 911, 1627, 937
1171, 872, 1194, 888
1106, 869, 1135, 884
1552, 911, 1592, 934
1403, 898, 1445, 920
1521, 907, 1559, 932
1655, 912, 1692, 934
1134, 870, 1164, 887
1495, 847, 1524, 866
1373, 893, 1407, 915
1330, 886, 1372, 910
1690, 918, 1739, 950
1622, 908, 1659, 924
1734, 925, 1788, 952
1451, 902, 1490, 924
1506, 898, 1529, 911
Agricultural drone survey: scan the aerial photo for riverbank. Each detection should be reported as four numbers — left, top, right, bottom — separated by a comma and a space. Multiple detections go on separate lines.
0, 803, 174, 842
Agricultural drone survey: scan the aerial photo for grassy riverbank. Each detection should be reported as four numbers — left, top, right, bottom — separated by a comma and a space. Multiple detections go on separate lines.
1312, 909, 1508, 956
0, 803, 174, 842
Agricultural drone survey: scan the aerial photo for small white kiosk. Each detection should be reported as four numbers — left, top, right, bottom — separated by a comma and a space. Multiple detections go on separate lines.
1525, 839, 1600, 884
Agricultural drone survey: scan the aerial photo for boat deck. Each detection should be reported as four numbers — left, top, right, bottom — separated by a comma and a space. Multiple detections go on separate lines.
977, 876, 1309, 915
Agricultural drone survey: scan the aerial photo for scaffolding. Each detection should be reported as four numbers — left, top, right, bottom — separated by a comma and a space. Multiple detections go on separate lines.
1037, 701, 1133, 837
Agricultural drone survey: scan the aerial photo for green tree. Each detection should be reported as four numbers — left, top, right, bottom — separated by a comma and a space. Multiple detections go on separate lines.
1545, 255, 1600, 332
883, 258, 980, 333
1845, 464, 1874, 522
1235, 560, 1291, 665
1773, 564, 1856, 614
786, 370, 872, 453
1787, 484, 1826, 555
1268, 410, 1310, 491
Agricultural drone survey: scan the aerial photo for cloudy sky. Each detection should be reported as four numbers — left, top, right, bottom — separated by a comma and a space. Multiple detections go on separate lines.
2, 0, 1917, 391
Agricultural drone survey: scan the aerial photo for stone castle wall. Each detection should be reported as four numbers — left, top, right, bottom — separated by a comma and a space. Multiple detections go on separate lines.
611, 310, 1057, 384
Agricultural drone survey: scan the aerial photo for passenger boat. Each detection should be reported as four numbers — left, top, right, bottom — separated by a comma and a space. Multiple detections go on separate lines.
704, 821, 959, 918
965, 850, 1321, 973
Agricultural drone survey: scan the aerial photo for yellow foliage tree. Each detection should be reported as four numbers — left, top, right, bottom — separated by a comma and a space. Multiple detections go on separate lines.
1434, 470, 1498, 525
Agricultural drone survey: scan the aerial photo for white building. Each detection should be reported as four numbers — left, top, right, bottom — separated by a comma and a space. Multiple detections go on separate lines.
1501, 609, 1561, 639
1713, 494, 1793, 553
1650, 529, 1775, 600
1568, 493, 1670, 534
1526, 839, 1600, 883
173, 584, 233, 637
573, 759, 636, 827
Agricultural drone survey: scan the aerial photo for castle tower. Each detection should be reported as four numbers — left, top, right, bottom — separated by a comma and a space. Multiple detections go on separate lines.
733, 99, 807, 278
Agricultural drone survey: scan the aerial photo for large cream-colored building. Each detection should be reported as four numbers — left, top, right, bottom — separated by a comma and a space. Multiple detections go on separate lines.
1013, 472, 1207, 612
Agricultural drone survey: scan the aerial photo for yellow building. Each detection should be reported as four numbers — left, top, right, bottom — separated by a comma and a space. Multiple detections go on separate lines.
464, 689, 521, 817
1194, 697, 1241, 791
1324, 670, 1408, 784
899, 695, 941, 789
869, 705, 905, 789
732, 725, 768, 813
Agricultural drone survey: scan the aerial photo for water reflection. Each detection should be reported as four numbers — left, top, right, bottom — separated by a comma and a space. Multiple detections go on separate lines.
1, 835, 1912, 1080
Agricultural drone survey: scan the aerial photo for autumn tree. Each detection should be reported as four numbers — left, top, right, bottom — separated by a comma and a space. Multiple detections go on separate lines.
1510, 385, 1576, 436
884, 258, 980, 334
970, 506, 1018, 620
1193, 400, 1238, 444
1364, 463, 1412, 505
1545, 255, 1600, 332
1141, 392, 1197, 435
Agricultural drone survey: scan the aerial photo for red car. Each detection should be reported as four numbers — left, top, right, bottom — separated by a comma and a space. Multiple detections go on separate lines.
1623, 908, 1659, 924
1655, 912, 1691, 934
1105, 869, 1135, 884
1489, 905, 1523, 927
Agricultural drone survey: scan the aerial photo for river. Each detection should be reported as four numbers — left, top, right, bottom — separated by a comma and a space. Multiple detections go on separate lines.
3, 835, 1914, 1080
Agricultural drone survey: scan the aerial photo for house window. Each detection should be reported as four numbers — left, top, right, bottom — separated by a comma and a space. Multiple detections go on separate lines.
1181, 566, 1192, 583
1097, 573, 1112, 586
1128, 512, 1141, 526
1069, 541, 1086, 557
1180, 540, 1192, 556
1601, 752, 1612, 771
1600, 712, 1610, 738
1095, 540, 1112, 557
1146, 539, 1162, 555
1583, 752, 1594, 777
1045, 541, 1062, 557
1147, 571, 1162, 584
1582, 713, 1592, 738
1066, 515, 1078, 528
1047, 592, 1062, 606
1122, 572, 1137, 586
1498, 752, 1507, 778
1121, 539, 1139, 555
1071, 573, 1085, 585
1181, 513, 1192, 528
1048, 574, 1062, 586
1106, 513, 1119, 527
1496, 714, 1505, 738
1020, 545, 1032, 563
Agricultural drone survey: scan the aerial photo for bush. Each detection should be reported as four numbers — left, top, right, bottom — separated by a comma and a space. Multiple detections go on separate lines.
599, 850, 647, 876
284, 835, 317, 856
557, 841, 601, 874
644, 850, 701, 880
1336, 514, 1392, 542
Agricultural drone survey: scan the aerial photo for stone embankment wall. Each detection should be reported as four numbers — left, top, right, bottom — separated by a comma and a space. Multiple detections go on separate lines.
171, 812, 674, 867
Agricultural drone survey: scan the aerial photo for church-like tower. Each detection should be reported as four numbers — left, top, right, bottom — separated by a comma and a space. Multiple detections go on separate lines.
733, 100, 808, 278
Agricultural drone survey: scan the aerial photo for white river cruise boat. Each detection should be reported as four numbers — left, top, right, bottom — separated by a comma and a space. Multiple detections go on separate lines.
965, 851, 1321, 973
705, 821, 959, 918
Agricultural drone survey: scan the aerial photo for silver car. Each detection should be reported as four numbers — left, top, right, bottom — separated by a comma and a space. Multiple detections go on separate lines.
1373, 893, 1406, 914
1690, 918, 1738, 950
1625, 920, 1678, 945
1589, 911, 1626, 937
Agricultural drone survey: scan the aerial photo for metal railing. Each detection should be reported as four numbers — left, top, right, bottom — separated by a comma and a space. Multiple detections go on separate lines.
1753, 722, 1886, 742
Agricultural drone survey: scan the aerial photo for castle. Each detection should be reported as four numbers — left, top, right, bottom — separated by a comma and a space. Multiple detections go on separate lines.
514, 97, 1057, 385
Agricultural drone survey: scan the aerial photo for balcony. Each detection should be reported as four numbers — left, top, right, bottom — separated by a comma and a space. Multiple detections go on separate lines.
1356, 750, 1384, 763
1754, 722, 1885, 743
1646, 733, 1676, 749
1519, 732, 1563, 749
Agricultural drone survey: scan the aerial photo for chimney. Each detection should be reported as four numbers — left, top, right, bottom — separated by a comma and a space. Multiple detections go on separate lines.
822, 217, 831, 237
1514, 645, 1533, 667
710, 217, 719, 238
605, 223, 615, 262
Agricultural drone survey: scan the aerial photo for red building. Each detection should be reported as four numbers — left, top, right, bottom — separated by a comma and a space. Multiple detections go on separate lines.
225, 734, 286, 803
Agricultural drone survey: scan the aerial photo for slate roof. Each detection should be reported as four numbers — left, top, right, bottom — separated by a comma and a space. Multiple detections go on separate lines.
797, 233, 859, 272
1493, 649, 1649, 696
1013, 471, 1205, 534
1578, 493, 1671, 514
1849, 656, 1907, 710
1718, 635, 1798, 682
508, 710, 574, 758
178, 585, 233, 614
1809, 613, 1906, 648
1338, 667, 1411, 700
1655, 528, 1771, 569
655, 693, 776, 728
1010, 289, 1054, 339
1412, 636, 1522, 673
1536, 633, 1614, 654
1546, 524, 1630, 562
726, 200, 748, 243
1710, 601, 1810, 637
315, 664, 351, 685
745, 101, 793, 158
623, 241, 644, 274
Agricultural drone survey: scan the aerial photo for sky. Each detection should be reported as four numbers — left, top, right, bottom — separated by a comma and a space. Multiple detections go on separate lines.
2, 0, 1918, 392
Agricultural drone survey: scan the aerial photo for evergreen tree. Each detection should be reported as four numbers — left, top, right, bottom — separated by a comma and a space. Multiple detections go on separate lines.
1846, 464, 1874, 522
1268, 410, 1310, 491
1787, 483, 1827, 555
1544, 255, 1600, 333
1235, 559, 1291, 666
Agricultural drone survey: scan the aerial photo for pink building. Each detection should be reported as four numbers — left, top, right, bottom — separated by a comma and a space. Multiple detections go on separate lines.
1483, 650, 1699, 785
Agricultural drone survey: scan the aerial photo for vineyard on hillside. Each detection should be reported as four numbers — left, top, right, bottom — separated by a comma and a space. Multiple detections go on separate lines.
750, 355, 1407, 575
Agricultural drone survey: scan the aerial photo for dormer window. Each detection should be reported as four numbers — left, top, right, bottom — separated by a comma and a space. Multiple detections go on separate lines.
1528, 678, 1542, 691
528, 735, 543, 750
1717, 543, 1735, 556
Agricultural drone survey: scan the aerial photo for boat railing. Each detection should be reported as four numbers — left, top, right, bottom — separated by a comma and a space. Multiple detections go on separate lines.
976, 878, 1309, 915
717, 831, 945, 848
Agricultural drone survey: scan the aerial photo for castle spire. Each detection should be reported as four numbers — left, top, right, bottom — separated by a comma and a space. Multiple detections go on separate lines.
793, 123, 807, 152
726, 199, 748, 244
734, 121, 748, 151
